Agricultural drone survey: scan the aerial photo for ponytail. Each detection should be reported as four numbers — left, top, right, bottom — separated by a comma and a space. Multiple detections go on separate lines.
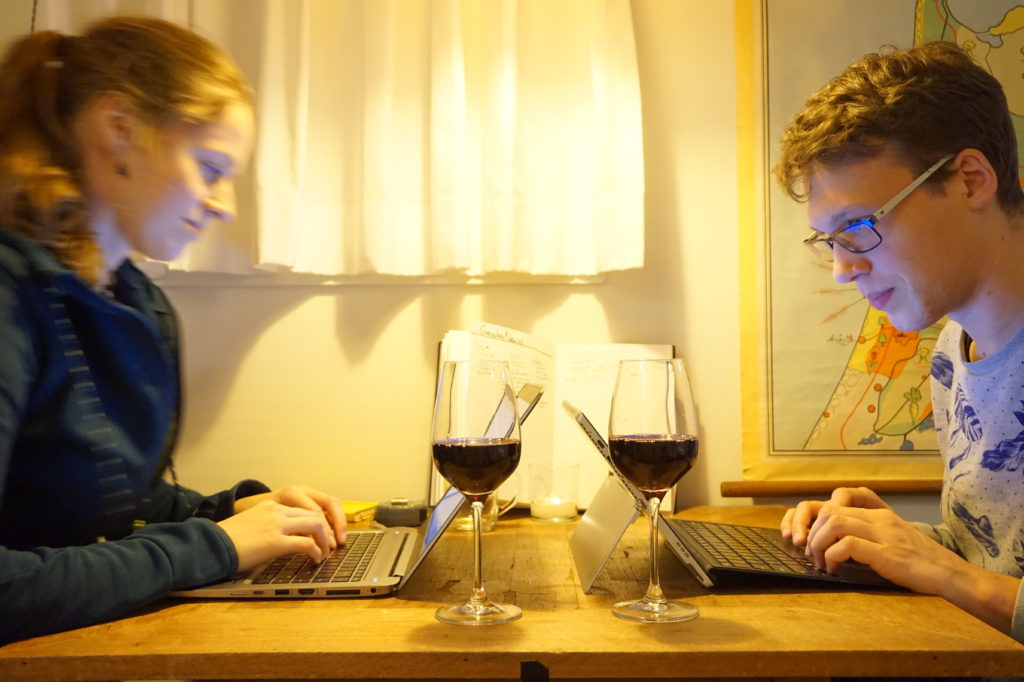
0, 31, 97, 283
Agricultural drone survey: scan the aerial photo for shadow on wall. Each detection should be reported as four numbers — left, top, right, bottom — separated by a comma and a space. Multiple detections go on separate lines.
166, 285, 322, 446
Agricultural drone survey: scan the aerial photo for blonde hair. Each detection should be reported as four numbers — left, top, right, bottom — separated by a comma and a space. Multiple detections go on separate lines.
0, 16, 252, 284
775, 41, 1024, 213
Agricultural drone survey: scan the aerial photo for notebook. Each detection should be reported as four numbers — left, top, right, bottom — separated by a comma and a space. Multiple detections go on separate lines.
564, 403, 896, 591
172, 484, 465, 599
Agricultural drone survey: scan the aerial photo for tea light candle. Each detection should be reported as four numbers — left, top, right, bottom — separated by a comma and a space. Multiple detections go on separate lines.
530, 496, 577, 520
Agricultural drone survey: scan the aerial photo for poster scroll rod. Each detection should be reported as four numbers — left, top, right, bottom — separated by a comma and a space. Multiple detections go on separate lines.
720, 479, 942, 498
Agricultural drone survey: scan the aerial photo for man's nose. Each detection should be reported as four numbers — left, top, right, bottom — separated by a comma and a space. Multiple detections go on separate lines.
831, 248, 871, 283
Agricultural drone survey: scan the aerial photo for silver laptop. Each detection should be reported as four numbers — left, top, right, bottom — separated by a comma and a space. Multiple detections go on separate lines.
565, 404, 895, 591
172, 484, 465, 599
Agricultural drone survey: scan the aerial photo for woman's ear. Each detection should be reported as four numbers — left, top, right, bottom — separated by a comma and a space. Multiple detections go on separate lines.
953, 148, 998, 209
87, 92, 138, 160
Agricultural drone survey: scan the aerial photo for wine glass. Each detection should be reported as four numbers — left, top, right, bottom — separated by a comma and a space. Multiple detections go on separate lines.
431, 360, 522, 625
607, 358, 699, 623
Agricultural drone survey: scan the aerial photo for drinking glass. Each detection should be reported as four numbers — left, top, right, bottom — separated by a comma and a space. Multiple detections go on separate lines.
431, 360, 522, 625
608, 358, 699, 623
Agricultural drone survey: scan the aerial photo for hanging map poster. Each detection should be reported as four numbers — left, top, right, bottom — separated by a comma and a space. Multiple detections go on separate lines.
747, 0, 1024, 479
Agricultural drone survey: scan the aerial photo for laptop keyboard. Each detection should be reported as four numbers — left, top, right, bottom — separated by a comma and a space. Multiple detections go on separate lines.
250, 530, 384, 585
669, 519, 820, 575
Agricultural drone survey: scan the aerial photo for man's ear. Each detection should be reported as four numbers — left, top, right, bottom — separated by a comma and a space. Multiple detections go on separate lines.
953, 148, 998, 209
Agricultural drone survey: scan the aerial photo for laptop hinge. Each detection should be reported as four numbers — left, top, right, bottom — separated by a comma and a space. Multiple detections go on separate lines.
389, 533, 413, 577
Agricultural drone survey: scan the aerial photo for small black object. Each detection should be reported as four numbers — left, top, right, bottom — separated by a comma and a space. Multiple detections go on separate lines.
374, 498, 428, 527
520, 660, 550, 682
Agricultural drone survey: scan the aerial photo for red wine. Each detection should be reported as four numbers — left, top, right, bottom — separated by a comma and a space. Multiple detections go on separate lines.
432, 438, 521, 502
608, 434, 698, 499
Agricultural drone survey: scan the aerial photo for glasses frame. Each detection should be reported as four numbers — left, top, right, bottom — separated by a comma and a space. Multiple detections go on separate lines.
802, 153, 955, 261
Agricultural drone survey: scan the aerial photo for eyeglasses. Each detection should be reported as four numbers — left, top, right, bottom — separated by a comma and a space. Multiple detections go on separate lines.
802, 153, 955, 262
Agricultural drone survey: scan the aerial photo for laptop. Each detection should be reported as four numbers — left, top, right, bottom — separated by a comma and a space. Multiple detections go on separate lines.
172, 484, 465, 599
564, 403, 896, 591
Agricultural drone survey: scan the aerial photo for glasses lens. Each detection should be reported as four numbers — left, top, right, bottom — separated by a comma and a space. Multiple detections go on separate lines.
833, 220, 881, 253
803, 236, 834, 262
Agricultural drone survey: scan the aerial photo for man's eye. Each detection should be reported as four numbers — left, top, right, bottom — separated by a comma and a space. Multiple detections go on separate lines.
839, 216, 870, 231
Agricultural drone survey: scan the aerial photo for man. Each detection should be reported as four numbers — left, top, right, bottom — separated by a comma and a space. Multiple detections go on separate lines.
775, 41, 1024, 642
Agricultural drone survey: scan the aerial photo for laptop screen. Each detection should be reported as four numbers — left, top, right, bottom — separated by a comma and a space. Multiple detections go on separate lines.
400, 485, 465, 583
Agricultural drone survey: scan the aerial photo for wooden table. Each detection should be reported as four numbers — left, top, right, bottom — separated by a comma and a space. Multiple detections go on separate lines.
2, 505, 1022, 681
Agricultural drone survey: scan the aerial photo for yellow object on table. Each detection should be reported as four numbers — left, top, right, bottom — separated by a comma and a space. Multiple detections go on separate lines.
341, 501, 377, 522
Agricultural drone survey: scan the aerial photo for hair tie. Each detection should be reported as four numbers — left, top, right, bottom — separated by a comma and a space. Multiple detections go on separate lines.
46, 34, 73, 69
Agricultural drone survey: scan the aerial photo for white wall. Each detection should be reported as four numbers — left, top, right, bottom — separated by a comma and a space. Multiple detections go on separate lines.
162, 0, 743, 508
0, 1, 940, 520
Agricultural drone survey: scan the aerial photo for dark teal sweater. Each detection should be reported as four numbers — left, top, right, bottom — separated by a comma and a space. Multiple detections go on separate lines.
0, 230, 267, 644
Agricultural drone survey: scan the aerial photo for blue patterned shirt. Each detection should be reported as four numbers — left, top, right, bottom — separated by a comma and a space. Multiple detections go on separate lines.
927, 319, 1024, 644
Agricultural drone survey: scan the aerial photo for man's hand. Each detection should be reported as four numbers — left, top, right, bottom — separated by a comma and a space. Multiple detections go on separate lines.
780, 486, 889, 547
802, 503, 967, 594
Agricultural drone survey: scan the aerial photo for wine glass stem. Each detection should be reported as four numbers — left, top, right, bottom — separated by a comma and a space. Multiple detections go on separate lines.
470, 499, 488, 605
644, 496, 667, 604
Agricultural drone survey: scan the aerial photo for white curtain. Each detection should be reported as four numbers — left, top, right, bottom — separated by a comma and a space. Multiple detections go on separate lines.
35, 0, 645, 277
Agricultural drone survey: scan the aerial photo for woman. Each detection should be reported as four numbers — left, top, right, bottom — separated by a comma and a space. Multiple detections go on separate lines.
0, 16, 345, 643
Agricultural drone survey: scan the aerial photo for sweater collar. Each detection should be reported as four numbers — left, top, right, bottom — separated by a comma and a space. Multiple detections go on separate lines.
0, 229, 169, 314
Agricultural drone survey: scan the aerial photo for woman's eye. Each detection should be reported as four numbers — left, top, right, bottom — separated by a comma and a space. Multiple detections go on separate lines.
200, 163, 223, 184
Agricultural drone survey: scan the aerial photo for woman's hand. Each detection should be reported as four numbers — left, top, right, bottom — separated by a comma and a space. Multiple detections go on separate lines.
234, 484, 347, 546
217, 499, 334, 573
219, 485, 347, 573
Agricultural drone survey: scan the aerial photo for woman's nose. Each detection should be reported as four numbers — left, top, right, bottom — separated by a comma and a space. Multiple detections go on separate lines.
204, 181, 237, 222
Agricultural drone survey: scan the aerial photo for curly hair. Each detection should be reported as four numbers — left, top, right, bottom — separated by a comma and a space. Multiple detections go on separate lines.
774, 41, 1024, 213
0, 16, 252, 284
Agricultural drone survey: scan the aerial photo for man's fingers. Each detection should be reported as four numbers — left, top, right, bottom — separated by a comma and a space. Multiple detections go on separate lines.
780, 507, 797, 539
789, 500, 825, 546
806, 512, 881, 570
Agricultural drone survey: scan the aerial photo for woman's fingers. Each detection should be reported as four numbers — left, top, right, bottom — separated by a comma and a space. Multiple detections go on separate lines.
219, 500, 335, 572
263, 486, 348, 547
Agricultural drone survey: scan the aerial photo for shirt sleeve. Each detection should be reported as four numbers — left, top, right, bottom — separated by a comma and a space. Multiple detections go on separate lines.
1011, 578, 1024, 644
911, 520, 961, 554
145, 477, 272, 523
0, 517, 237, 644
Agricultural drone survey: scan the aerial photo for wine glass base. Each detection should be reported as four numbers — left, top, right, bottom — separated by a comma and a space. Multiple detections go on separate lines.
611, 598, 699, 623
435, 600, 522, 625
